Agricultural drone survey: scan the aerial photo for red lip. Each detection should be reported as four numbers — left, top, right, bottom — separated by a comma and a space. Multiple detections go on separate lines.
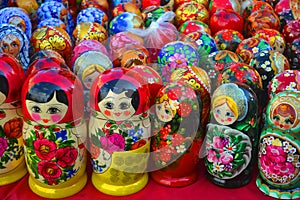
114, 112, 121, 117
43, 119, 50, 123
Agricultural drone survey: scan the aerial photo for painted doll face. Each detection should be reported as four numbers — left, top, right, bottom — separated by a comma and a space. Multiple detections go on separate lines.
83, 70, 99, 89
98, 90, 135, 121
213, 102, 238, 125
8, 17, 26, 33
26, 92, 68, 125
156, 100, 174, 122
272, 114, 294, 129
82, 65, 104, 89
0, 34, 21, 57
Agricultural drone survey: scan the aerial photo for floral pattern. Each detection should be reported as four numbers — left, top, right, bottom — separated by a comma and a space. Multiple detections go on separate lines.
249, 50, 289, 91
268, 70, 300, 99
182, 31, 218, 65
0, 117, 23, 169
205, 125, 252, 178
90, 111, 149, 172
157, 41, 199, 83
236, 38, 273, 64
219, 63, 263, 93
214, 29, 244, 52
258, 131, 300, 187
151, 83, 200, 166
23, 120, 83, 185
175, 2, 209, 26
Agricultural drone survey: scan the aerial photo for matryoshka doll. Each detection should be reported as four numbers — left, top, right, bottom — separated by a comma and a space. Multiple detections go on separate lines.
21, 68, 87, 198
150, 82, 201, 187
74, 50, 112, 120
0, 7, 32, 40
89, 67, 151, 196
0, 53, 26, 185
0, 24, 30, 71
30, 26, 73, 68
256, 91, 300, 199
204, 82, 259, 187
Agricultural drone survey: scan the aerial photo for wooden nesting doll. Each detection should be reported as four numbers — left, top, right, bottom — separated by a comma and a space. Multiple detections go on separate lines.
21, 68, 87, 199
150, 82, 201, 187
205, 82, 259, 187
89, 67, 151, 196
73, 50, 112, 121
256, 91, 300, 199
0, 24, 30, 71
0, 53, 26, 185
0, 7, 32, 40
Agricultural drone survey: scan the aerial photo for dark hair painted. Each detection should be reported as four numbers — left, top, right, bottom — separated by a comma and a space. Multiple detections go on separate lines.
98, 79, 139, 111
0, 73, 8, 97
26, 82, 68, 106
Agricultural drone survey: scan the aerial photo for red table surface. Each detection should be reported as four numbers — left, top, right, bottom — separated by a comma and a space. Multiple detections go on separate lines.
0, 159, 274, 200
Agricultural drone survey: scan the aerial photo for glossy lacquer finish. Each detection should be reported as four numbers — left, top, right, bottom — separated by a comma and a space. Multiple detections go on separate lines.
21, 68, 87, 198
0, 53, 26, 186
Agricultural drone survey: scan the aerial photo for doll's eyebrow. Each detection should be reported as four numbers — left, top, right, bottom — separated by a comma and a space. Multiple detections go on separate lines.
119, 97, 130, 100
47, 104, 65, 107
27, 101, 38, 104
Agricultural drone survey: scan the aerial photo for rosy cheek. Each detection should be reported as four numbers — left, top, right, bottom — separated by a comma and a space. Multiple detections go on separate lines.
32, 113, 41, 121
51, 114, 62, 123
274, 121, 280, 126
123, 110, 132, 116
227, 117, 232, 122
104, 109, 111, 117
215, 113, 219, 119
283, 124, 291, 129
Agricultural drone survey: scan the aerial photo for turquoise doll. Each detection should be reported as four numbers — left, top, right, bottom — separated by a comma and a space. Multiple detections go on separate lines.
256, 91, 300, 199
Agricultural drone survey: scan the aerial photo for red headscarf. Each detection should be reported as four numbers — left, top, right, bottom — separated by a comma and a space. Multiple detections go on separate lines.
0, 53, 25, 103
21, 67, 84, 123
90, 67, 150, 115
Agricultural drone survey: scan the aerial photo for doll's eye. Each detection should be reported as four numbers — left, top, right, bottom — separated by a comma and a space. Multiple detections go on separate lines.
157, 105, 161, 110
18, 24, 24, 29
226, 112, 232, 117
119, 102, 130, 110
104, 102, 114, 109
216, 109, 221, 115
12, 42, 19, 47
2, 44, 8, 49
273, 115, 280, 121
285, 119, 293, 125
47, 107, 60, 114
165, 109, 171, 115
160, 0, 170, 6
31, 106, 41, 113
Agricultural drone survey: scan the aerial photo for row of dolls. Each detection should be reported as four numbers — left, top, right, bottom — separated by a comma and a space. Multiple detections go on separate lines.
0, 1, 298, 199
0, 47, 299, 199
0, 0, 298, 75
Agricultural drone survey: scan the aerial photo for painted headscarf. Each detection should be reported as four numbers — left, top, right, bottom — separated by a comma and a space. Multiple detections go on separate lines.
90, 67, 150, 115
0, 7, 32, 40
0, 53, 25, 104
212, 83, 248, 121
0, 24, 30, 71
21, 67, 84, 123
